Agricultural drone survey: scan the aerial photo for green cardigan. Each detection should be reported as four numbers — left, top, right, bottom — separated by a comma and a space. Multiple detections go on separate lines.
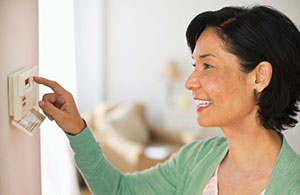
66, 127, 300, 195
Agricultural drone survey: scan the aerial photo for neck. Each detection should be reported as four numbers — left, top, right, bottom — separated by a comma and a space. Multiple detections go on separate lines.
220, 117, 282, 174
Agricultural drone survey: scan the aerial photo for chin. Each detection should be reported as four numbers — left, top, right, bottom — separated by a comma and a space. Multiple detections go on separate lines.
197, 120, 215, 127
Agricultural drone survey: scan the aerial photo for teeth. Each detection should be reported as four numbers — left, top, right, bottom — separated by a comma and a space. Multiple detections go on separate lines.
194, 100, 213, 107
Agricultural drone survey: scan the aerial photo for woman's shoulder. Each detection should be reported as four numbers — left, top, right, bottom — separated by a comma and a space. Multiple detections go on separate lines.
176, 136, 228, 166
279, 135, 300, 169
265, 135, 300, 194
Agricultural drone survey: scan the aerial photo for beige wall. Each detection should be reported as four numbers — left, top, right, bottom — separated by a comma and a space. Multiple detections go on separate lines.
0, 0, 41, 194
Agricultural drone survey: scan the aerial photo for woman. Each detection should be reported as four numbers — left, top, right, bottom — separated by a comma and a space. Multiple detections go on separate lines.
35, 5, 300, 195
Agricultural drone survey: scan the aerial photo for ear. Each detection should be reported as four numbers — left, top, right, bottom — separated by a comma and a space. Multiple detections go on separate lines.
253, 61, 273, 93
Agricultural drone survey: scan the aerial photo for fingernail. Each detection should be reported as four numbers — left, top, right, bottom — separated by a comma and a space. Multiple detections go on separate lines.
39, 101, 44, 107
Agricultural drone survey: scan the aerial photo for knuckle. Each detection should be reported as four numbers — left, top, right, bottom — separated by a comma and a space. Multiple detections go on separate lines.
66, 91, 72, 96
66, 92, 73, 100
43, 102, 51, 112
42, 94, 48, 100
43, 93, 56, 102
42, 93, 51, 100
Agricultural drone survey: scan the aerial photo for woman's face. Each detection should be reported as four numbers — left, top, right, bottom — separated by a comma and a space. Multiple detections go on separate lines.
185, 28, 256, 128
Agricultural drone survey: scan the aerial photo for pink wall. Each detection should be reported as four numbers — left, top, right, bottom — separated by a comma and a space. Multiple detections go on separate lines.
0, 0, 41, 194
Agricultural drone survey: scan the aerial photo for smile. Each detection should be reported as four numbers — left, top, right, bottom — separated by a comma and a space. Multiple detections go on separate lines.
194, 99, 213, 107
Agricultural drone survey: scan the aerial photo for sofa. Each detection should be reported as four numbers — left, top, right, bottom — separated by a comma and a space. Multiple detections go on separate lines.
82, 102, 199, 173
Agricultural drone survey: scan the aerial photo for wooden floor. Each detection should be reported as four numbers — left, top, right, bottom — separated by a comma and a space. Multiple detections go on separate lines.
80, 187, 92, 195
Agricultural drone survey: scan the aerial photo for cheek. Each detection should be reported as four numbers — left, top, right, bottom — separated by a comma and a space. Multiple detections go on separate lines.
201, 73, 230, 98
204, 72, 253, 113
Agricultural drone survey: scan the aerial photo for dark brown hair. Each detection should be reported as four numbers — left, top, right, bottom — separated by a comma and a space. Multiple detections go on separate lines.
186, 6, 300, 131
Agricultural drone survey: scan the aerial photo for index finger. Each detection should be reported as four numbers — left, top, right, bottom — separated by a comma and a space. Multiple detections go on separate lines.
34, 76, 68, 96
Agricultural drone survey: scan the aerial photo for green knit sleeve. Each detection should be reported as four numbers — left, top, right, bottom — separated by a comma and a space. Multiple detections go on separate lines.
290, 178, 300, 194
66, 126, 179, 195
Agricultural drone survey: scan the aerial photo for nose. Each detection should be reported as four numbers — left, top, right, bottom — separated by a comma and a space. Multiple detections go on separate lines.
185, 71, 200, 91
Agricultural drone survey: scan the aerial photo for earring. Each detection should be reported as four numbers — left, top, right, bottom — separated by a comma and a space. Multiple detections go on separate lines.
254, 88, 258, 95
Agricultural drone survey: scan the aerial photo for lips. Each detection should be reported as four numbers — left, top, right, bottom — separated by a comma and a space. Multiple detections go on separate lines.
193, 99, 213, 112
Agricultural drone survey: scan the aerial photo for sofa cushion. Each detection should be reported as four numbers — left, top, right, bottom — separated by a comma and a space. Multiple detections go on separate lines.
92, 103, 116, 135
105, 103, 151, 144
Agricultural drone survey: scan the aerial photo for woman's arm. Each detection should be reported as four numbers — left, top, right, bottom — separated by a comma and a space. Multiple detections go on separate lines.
67, 126, 178, 195
34, 77, 179, 195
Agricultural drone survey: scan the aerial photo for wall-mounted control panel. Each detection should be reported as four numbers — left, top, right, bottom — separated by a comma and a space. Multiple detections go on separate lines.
8, 66, 45, 136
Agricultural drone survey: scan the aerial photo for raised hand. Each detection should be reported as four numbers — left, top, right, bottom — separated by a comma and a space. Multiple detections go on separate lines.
34, 76, 86, 135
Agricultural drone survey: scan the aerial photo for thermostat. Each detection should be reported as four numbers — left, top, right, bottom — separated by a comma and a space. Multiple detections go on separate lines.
8, 66, 45, 136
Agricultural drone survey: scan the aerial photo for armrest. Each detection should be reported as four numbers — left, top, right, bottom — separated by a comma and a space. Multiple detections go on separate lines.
92, 129, 145, 173
149, 125, 200, 145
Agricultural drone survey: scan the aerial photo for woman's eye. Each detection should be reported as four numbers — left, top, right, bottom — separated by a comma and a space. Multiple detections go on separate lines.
192, 63, 213, 70
204, 63, 213, 69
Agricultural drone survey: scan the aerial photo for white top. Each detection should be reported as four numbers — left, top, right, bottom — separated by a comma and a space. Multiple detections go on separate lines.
202, 165, 266, 195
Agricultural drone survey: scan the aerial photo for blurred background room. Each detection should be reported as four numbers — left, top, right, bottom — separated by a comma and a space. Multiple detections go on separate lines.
0, 0, 299, 194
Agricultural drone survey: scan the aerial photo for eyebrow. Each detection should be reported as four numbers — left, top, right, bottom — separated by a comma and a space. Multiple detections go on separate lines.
199, 54, 216, 59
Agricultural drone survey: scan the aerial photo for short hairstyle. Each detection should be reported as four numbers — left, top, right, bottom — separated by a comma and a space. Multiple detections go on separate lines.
186, 5, 300, 131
